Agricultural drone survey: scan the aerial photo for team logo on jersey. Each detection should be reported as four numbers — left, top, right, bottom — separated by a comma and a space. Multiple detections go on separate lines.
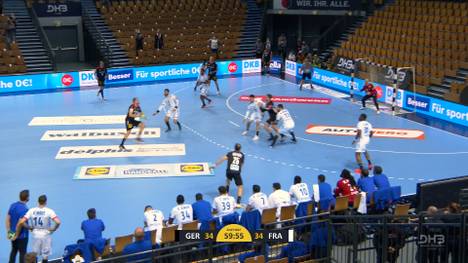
85, 167, 111, 176
180, 164, 205, 173
305, 124, 425, 140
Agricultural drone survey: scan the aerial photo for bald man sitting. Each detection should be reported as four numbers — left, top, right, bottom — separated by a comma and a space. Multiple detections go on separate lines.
122, 227, 152, 262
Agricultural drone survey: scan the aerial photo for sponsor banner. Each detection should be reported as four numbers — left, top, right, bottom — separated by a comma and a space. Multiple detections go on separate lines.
41, 128, 160, 141
33, 2, 82, 17
288, 0, 362, 10
218, 61, 241, 75
0, 59, 259, 94
239, 95, 331, 104
29, 115, 126, 126
306, 125, 425, 140
74, 162, 214, 180
385, 86, 404, 108
79, 70, 98, 87
285, 60, 298, 76
56, 144, 186, 159
404, 93, 431, 112
242, 59, 262, 74
269, 56, 282, 74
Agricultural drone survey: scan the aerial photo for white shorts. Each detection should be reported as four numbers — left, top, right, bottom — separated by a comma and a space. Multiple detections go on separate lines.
165, 109, 180, 119
247, 113, 262, 122
355, 139, 369, 153
279, 125, 294, 134
32, 235, 52, 258
200, 86, 209, 96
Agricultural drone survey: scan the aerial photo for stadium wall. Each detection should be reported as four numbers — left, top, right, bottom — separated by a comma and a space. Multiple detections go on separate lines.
285, 60, 468, 127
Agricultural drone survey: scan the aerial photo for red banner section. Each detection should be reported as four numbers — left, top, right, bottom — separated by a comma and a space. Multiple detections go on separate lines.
239, 95, 331, 104
306, 124, 425, 140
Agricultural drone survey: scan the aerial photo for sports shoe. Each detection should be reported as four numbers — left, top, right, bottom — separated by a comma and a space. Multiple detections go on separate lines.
217, 91, 221, 95
136, 138, 143, 143
242, 131, 248, 136
292, 138, 297, 143
201, 104, 206, 108
253, 135, 259, 141
119, 144, 126, 150
377, 110, 381, 114
165, 128, 172, 133
360, 107, 365, 110
270, 135, 278, 147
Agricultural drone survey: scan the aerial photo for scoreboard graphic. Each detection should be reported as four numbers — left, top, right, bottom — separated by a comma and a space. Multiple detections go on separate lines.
179, 224, 294, 243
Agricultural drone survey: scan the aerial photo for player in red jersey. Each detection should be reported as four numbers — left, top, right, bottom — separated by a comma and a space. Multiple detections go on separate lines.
360, 80, 380, 114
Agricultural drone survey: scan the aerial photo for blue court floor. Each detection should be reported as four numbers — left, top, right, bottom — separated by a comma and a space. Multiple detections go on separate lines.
1, 74, 468, 260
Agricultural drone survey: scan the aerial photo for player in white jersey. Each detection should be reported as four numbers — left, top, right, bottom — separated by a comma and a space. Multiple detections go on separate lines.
268, 183, 292, 218
242, 94, 262, 141
289, 176, 312, 204
143, 205, 164, 244
168, 195, 193, 230
153, 88, 182, 132
247, 185, 269, 214
196, 67, 212, 108
270, 104, 297, 147
352, 113, 374, 171
212, 186, 236, 217
14, 195, 61, 262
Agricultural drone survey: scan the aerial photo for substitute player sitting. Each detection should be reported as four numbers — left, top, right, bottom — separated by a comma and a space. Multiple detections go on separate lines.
153, 88, 182, 132
360, 80, 381, 114
143, 205, 164, 244
353, 113, 374, 171
196, 67, 212, 108
120, 97, 145, 149
270, 104, 297, 147
242, 94, 262, 141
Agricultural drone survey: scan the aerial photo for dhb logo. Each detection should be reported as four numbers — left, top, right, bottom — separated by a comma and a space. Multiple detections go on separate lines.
418, 234, 445, 247
47, 4, 68, 14
337, 58, 354, 71
107, 70, 133, 82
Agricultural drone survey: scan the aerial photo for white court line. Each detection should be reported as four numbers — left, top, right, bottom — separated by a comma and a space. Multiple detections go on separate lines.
229, 121, 240, 127
224, 82, 468, 155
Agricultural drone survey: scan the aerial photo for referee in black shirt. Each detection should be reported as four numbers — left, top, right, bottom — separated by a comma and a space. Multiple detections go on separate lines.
95, 60, 107, 100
